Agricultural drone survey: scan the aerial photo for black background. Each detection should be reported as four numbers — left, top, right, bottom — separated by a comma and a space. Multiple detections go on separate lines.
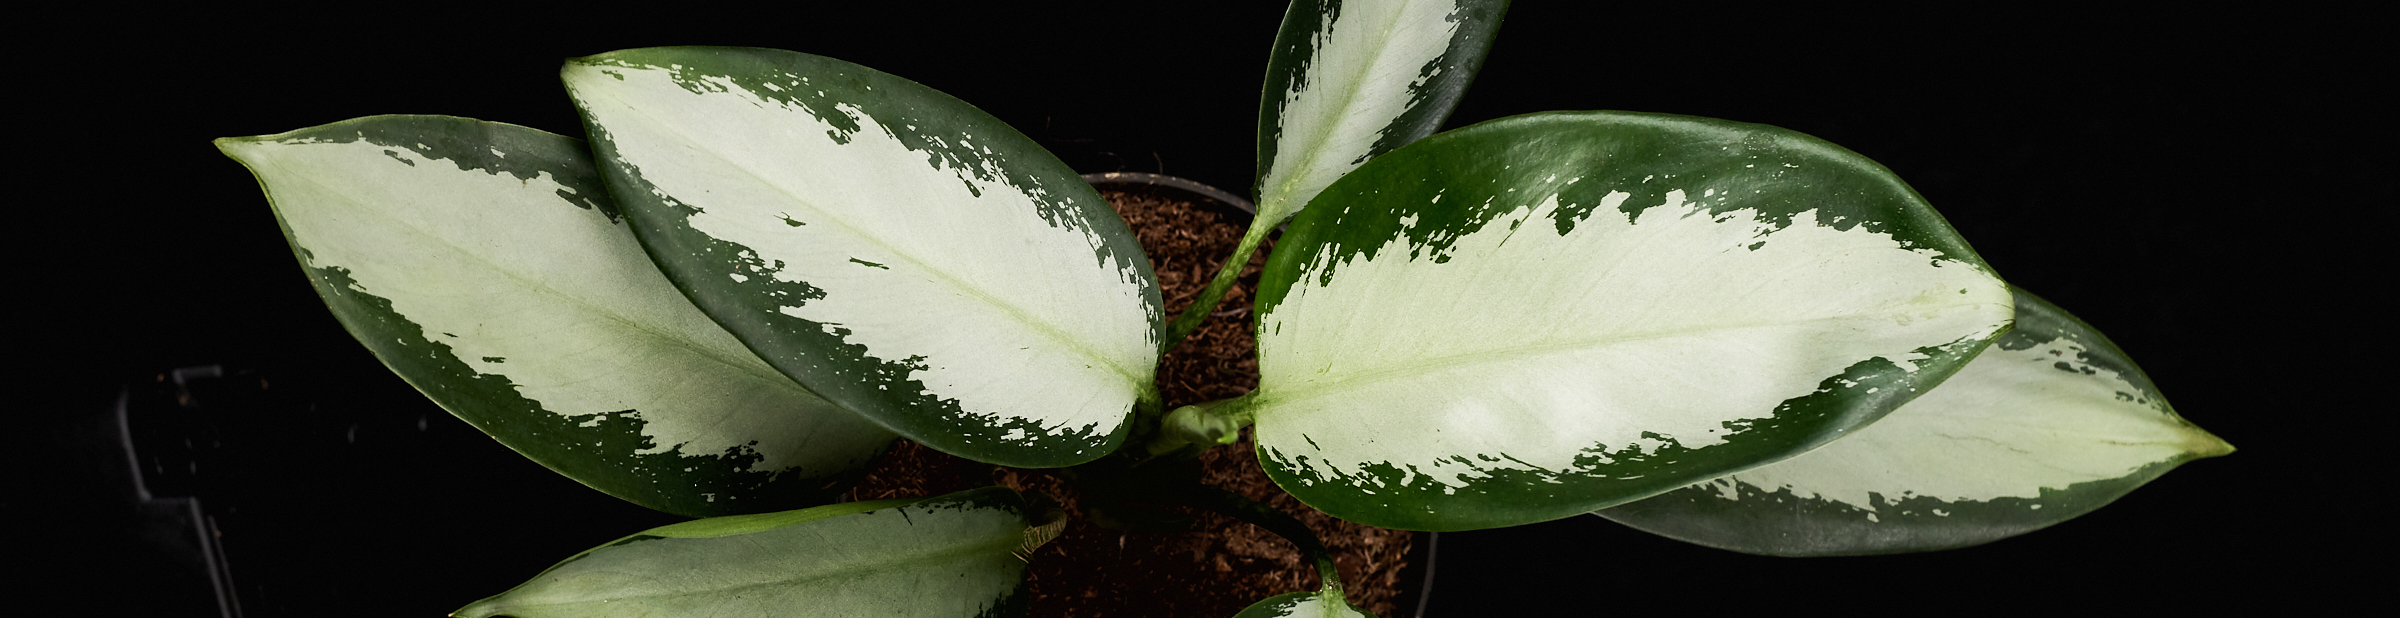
17, 3, 2380, 615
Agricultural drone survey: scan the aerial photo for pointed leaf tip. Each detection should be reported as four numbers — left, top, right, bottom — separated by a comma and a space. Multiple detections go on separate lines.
224, 114, 893, 517
1598, 286, 2229, 556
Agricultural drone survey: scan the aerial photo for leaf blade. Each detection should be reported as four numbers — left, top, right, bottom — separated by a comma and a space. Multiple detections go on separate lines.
562, 48, 1161, 468
217, 115, 894, 517
1255, 0, 1509, 226
1250, 111, 2014, 530
1595, 287, 2232, 556
454, 487, 1031, 618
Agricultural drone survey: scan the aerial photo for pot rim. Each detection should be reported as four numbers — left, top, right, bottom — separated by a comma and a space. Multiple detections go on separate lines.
1082, 172, 1256, 216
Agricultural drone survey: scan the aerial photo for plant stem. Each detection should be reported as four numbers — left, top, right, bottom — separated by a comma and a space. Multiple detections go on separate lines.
1161, 220, 1274, 352
1182, 485, 1344, 596
1126, 383, 1166, 453
1145, 393, 1258, 459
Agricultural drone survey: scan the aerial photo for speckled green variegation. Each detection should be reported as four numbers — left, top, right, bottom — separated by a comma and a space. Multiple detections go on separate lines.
563, 47, 1163, 468
217, 116, 894, 518
1168, 0, 1509, 348
1249, 111, 2015, 531
1235, 590, 1379, 618
1596, 287, 2232, 555
1255, 0, 1508, 226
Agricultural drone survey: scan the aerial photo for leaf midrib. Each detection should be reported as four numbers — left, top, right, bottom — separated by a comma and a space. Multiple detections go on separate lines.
501, 521, 1019, 610
1263, 311, 1982, 408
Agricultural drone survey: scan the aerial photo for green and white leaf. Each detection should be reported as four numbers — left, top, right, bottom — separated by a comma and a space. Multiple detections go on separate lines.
455, 486, 1031, 618
1255, 0, 1508, 227
1595, 287, 2232, 556
217, 116, 894, 518
563, 48, 1162, 468
1249, 111, 2015, 531
1235, 590, 1379, 618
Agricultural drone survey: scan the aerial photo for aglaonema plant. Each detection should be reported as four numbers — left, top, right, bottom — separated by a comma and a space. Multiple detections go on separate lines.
214, 1, 2230, 615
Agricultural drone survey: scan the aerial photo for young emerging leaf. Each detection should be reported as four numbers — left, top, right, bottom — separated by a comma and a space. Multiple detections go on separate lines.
1595, 287, 2232, 556
1234, 590, 1379, 618
216, 116, 894, 517
454, 486, 1033, 618
562, 47, 1163, 468
1256, 0, 1508, 227
1249, 111, 2015, 531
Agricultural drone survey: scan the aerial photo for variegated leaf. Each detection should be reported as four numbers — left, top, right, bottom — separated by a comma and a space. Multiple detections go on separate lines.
1249, 111, 2015, 531
563, 48, 1162, 468
1255, 0, 1508, 226
454, 486, 1031, 618
216, 115, 894, 517
1234, 590, 1379, 618
1595, 287, 2233, 556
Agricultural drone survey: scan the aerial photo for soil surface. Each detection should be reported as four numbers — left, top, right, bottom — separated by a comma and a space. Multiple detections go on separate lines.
846, 188, 1415, 617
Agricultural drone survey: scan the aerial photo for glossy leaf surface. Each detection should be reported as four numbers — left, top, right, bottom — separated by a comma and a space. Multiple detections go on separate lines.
455, 487, 1031, 618
1250, 111, 2015, 530
1256, 0, 1508, 226
1596, 287, 2232, 555
563, 47, 1162, 468
1235, 590, 1378, 618
217, 116, 893, 517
